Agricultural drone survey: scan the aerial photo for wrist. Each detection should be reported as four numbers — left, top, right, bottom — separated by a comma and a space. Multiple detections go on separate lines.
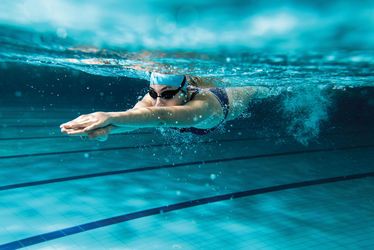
107, 111, 128, 126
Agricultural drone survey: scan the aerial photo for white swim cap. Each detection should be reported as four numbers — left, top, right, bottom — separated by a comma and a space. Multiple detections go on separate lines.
150, 72, 187, 90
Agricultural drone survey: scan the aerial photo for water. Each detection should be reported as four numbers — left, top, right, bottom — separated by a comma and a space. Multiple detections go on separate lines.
0, 1, 374, 249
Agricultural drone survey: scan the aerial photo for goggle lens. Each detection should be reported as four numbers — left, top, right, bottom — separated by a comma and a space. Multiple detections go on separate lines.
148, 89, 180, 100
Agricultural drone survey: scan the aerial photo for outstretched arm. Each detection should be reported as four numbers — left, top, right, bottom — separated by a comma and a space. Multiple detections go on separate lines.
101, 94, 223, 131
110, 102, 208, 128
60, 92, 153, 133
61, 94, 222, 135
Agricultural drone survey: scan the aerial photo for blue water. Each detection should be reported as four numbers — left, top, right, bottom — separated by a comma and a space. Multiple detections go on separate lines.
0, 0, 373, 83
0, 1, 374, 249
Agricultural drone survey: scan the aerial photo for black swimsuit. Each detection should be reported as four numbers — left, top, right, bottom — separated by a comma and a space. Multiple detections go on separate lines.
173, 87, 230, 135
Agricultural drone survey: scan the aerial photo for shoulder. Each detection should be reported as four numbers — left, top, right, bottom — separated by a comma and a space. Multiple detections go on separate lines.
184, 89, 225, 128
186, 89, 224, 113
133, 93, 154, 108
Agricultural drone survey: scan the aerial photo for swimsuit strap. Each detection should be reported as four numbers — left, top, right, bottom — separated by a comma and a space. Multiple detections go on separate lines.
187, 86, 201, 101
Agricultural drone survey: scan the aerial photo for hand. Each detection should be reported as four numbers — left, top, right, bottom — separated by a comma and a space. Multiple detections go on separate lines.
60, 112, 113, 135
60, 125, 113, 141
61, 123, 136, 141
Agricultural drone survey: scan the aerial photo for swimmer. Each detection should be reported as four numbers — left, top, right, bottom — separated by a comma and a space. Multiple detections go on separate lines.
60, 71, 274, 141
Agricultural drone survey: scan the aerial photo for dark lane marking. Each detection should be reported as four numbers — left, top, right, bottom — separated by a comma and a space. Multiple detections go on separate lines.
0, 136, 276, 160
1, 171, 373, 249
0, 144, 373, 192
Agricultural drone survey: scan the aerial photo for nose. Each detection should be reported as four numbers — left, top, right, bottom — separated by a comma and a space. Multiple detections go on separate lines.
155, 97, 165, 107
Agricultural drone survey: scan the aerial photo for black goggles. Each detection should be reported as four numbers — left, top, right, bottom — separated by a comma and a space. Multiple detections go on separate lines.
149, 76, 187, 100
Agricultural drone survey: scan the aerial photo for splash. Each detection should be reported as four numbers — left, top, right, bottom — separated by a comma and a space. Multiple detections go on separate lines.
282, 85, 332, 145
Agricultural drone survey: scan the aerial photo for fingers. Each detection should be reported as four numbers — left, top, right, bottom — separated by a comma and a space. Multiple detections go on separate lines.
61, 127, 87, 136
61, 119, 98, 130
60, 112, 109, 131
60, 126, 70, 134
62, 126, 109, 139
65, 121, 93, 130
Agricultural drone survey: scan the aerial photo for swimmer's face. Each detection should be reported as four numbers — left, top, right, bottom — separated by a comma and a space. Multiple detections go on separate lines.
149, 84, 188, 107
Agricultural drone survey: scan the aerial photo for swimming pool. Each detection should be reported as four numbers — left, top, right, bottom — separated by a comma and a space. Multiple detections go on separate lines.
1, 63, 373, 249
1, 1, 374, 249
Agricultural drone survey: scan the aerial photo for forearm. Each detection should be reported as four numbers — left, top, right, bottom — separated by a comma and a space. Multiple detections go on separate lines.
109, 108, 161, 128
108, 107, 197, 128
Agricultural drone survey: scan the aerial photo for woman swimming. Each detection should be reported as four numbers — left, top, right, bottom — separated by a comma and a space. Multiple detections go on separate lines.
60, 71, 271, 141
